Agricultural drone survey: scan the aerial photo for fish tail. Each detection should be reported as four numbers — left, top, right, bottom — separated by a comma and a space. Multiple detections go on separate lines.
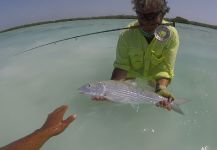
171, 99, 190, 115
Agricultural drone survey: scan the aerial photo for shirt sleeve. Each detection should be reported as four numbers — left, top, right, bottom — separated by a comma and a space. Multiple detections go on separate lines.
154, 29, 179, 80
113, 32, 130, 71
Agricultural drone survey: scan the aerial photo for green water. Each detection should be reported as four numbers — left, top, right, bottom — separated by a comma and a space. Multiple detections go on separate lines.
0, 19, 217, 150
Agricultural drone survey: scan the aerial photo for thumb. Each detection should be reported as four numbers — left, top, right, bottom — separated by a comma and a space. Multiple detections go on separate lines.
62, 115, 77, 128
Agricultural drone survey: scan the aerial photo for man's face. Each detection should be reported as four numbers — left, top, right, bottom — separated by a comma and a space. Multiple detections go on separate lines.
136, 2, 165, 33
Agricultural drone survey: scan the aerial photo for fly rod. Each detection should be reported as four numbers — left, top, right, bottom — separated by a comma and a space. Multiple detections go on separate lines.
16, 22, 174, 55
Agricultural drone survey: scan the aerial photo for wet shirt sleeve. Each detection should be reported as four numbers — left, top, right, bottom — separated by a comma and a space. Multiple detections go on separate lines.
154, 30, 179, 80
113, 33, 130, 71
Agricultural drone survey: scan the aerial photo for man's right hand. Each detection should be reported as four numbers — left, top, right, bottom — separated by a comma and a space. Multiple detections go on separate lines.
39, 105, 76, 137
155, 99, 172, 111
91, 96, 107, 101
92, 67, 127, 101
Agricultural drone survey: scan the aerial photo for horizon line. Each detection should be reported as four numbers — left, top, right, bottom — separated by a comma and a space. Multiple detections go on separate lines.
0, 15, 217, 33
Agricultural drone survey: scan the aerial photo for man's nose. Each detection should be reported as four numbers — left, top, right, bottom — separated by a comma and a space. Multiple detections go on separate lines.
152, 15, 162, 24
157, 15, 163, 23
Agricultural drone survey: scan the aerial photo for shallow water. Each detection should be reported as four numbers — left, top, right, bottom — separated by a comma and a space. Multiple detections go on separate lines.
0, 19, 217, 150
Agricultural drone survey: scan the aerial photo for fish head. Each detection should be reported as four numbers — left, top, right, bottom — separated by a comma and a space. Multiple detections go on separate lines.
78, 82, 105, 96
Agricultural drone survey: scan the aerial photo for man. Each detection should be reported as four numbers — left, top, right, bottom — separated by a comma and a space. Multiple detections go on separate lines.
95, 0, 179, 110
0, 105, 76, 150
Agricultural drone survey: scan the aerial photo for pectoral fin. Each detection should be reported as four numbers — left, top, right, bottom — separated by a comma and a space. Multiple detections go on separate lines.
130, 103, 140, 112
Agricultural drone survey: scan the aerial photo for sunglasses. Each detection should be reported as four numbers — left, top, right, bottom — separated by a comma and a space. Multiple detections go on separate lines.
136, 10, 165, 21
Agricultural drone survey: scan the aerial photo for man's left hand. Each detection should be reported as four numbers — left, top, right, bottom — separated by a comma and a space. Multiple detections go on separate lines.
155, 87, 175, 111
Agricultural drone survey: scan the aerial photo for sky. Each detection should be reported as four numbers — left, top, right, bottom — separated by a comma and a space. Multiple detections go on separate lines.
0, 0, 216, 31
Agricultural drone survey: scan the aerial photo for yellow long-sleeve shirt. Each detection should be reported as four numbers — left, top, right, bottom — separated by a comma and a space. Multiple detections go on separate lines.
113, 20, 179, 82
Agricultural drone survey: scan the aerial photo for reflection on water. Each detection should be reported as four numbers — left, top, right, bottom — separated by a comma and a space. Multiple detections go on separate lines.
0, 19, 217, 150
201, 146, 208, 150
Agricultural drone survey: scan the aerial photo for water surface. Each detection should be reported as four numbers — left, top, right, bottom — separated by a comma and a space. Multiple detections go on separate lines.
0, 19, 217, 150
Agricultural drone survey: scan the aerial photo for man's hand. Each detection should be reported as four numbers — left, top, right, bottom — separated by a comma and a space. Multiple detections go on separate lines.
39, 105, 76, 137
91, 96, 107, 101
156, 99, 173, 111
156, 87, 175, 111
156, 87, 175, 100
155, 79, 175, 111
92, 68, 128, 101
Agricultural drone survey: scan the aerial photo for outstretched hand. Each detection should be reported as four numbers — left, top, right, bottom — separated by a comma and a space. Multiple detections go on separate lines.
40, 105, 76, 137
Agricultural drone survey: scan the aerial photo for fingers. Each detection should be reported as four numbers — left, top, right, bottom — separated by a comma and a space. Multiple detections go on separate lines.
41, 105, 77, 136
156, 100, 172, 111
169, 97, 174, 102
52, 105, 68, 118
165, 104, 172, 111
62, 115, 77, 128
158, 101, 167, 107
91, 96, 106, 101
52, 105, 68, 114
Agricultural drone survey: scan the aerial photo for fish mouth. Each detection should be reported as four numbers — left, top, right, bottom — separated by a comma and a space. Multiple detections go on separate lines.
78, 90, 85, 94
77, 88, 84, 94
